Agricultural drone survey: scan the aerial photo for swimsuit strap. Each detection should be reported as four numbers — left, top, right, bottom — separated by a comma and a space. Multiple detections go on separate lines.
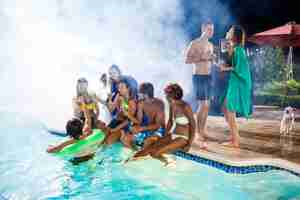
175, 115, 189, 125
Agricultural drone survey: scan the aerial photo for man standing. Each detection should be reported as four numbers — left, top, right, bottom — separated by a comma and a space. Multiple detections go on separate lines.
185, 21, 214, 147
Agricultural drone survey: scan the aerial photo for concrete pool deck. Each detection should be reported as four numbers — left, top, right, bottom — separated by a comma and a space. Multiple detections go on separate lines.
189, 108, 300, 173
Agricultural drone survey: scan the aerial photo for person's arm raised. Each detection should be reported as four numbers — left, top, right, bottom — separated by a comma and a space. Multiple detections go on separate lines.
185, 41, 198, 64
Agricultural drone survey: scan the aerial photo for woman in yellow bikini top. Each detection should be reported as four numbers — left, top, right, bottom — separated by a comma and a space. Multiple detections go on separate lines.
73, 78, 99, 128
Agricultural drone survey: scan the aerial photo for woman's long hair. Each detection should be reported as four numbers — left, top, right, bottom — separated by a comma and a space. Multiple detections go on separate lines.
232, 25, 246, 46
119, 78, 138, 100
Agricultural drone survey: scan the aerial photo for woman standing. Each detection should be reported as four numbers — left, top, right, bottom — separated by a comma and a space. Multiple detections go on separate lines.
219, 25, 252, 148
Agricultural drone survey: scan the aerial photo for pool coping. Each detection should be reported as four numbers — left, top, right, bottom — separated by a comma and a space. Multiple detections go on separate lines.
174, 150, 300, 177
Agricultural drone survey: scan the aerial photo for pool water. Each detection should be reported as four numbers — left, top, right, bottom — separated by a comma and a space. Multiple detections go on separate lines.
1, 111, 300, 200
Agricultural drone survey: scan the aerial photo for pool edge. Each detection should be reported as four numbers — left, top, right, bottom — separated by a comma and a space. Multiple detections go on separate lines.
174, 150, 300, 177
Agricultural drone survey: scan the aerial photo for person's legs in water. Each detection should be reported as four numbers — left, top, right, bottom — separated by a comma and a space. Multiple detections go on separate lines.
103, 129, 122, 145
120, 131, 137, 150
151, 137, 188, 166
97, 117, 123, 146
142, 135, 159, 149
129, 134, 171, 160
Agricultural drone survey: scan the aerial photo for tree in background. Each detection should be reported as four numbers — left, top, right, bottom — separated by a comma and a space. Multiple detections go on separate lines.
249, 46, 300, 108
249, 46, 285, 93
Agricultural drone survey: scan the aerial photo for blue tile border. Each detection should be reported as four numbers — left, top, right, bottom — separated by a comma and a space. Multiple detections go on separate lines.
174, 151, 300, 177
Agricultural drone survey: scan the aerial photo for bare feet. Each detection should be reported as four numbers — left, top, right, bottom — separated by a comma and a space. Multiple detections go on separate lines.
196, 134, 208, 149
221, 141, 240, 148
165, 159, 176, 168
198, 129, 210, 141
199, 141, 208, 149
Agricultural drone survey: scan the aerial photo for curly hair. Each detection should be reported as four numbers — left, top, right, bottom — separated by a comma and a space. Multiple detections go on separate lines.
119, 78, 138, 100
139, 82, 154, 98
66, 118, 83, 140
164, 83, 183, 100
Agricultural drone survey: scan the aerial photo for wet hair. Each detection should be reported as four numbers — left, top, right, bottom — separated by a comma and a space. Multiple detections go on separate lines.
164, 83, 183, 100
108, 64, 122, 76
119, 78, 137, 100
139, 82, 154, 98
66, 118, 83, 140
232, 25, 246, 46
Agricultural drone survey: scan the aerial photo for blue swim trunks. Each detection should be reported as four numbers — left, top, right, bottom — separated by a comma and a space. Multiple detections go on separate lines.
193, 74, 212, 100
108, 118, 132, 133
134, 127, 165, 146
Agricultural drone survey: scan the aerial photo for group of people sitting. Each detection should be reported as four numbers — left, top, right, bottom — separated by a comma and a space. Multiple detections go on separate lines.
47, 64, 195, 166
47, 22, 253, 166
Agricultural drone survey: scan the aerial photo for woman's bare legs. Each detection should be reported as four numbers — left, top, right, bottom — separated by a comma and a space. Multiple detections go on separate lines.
120, 132, 137, 149
151, 138, 188, 165
222, 106, 230, 124
130, 135, 171, 159
222, 102, 240, 148
102, 129, 122, 145
222, 105, 232, 141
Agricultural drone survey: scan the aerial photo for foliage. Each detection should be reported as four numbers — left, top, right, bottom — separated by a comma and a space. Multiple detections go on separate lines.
249, 46, 286, 92
262, 79, 300, 96
254, 93, 300, 108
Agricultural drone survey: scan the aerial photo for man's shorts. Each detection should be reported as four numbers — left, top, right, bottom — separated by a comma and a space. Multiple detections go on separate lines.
108, 118, 131, 133
192, 74, 212, 101
134, 128, 165, 146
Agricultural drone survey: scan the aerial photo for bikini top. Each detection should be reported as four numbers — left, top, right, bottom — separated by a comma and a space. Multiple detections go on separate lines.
174, 115, 189, 125
121, 99, 129, 112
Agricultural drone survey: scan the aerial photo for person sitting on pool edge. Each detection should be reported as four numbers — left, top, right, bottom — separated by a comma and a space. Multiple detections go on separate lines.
47, 96, 95, 153
128, 83, 195, 166
73, 77, 99, 129
107, 64, 138, 120
99, 77, 139, 147
120, 82, 166, 150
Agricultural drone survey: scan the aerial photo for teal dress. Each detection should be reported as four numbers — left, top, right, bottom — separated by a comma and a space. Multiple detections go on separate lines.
221, 45, 252, 118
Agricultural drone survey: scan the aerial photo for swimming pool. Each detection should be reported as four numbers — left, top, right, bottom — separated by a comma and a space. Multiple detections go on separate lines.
1, 111, 300, 200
